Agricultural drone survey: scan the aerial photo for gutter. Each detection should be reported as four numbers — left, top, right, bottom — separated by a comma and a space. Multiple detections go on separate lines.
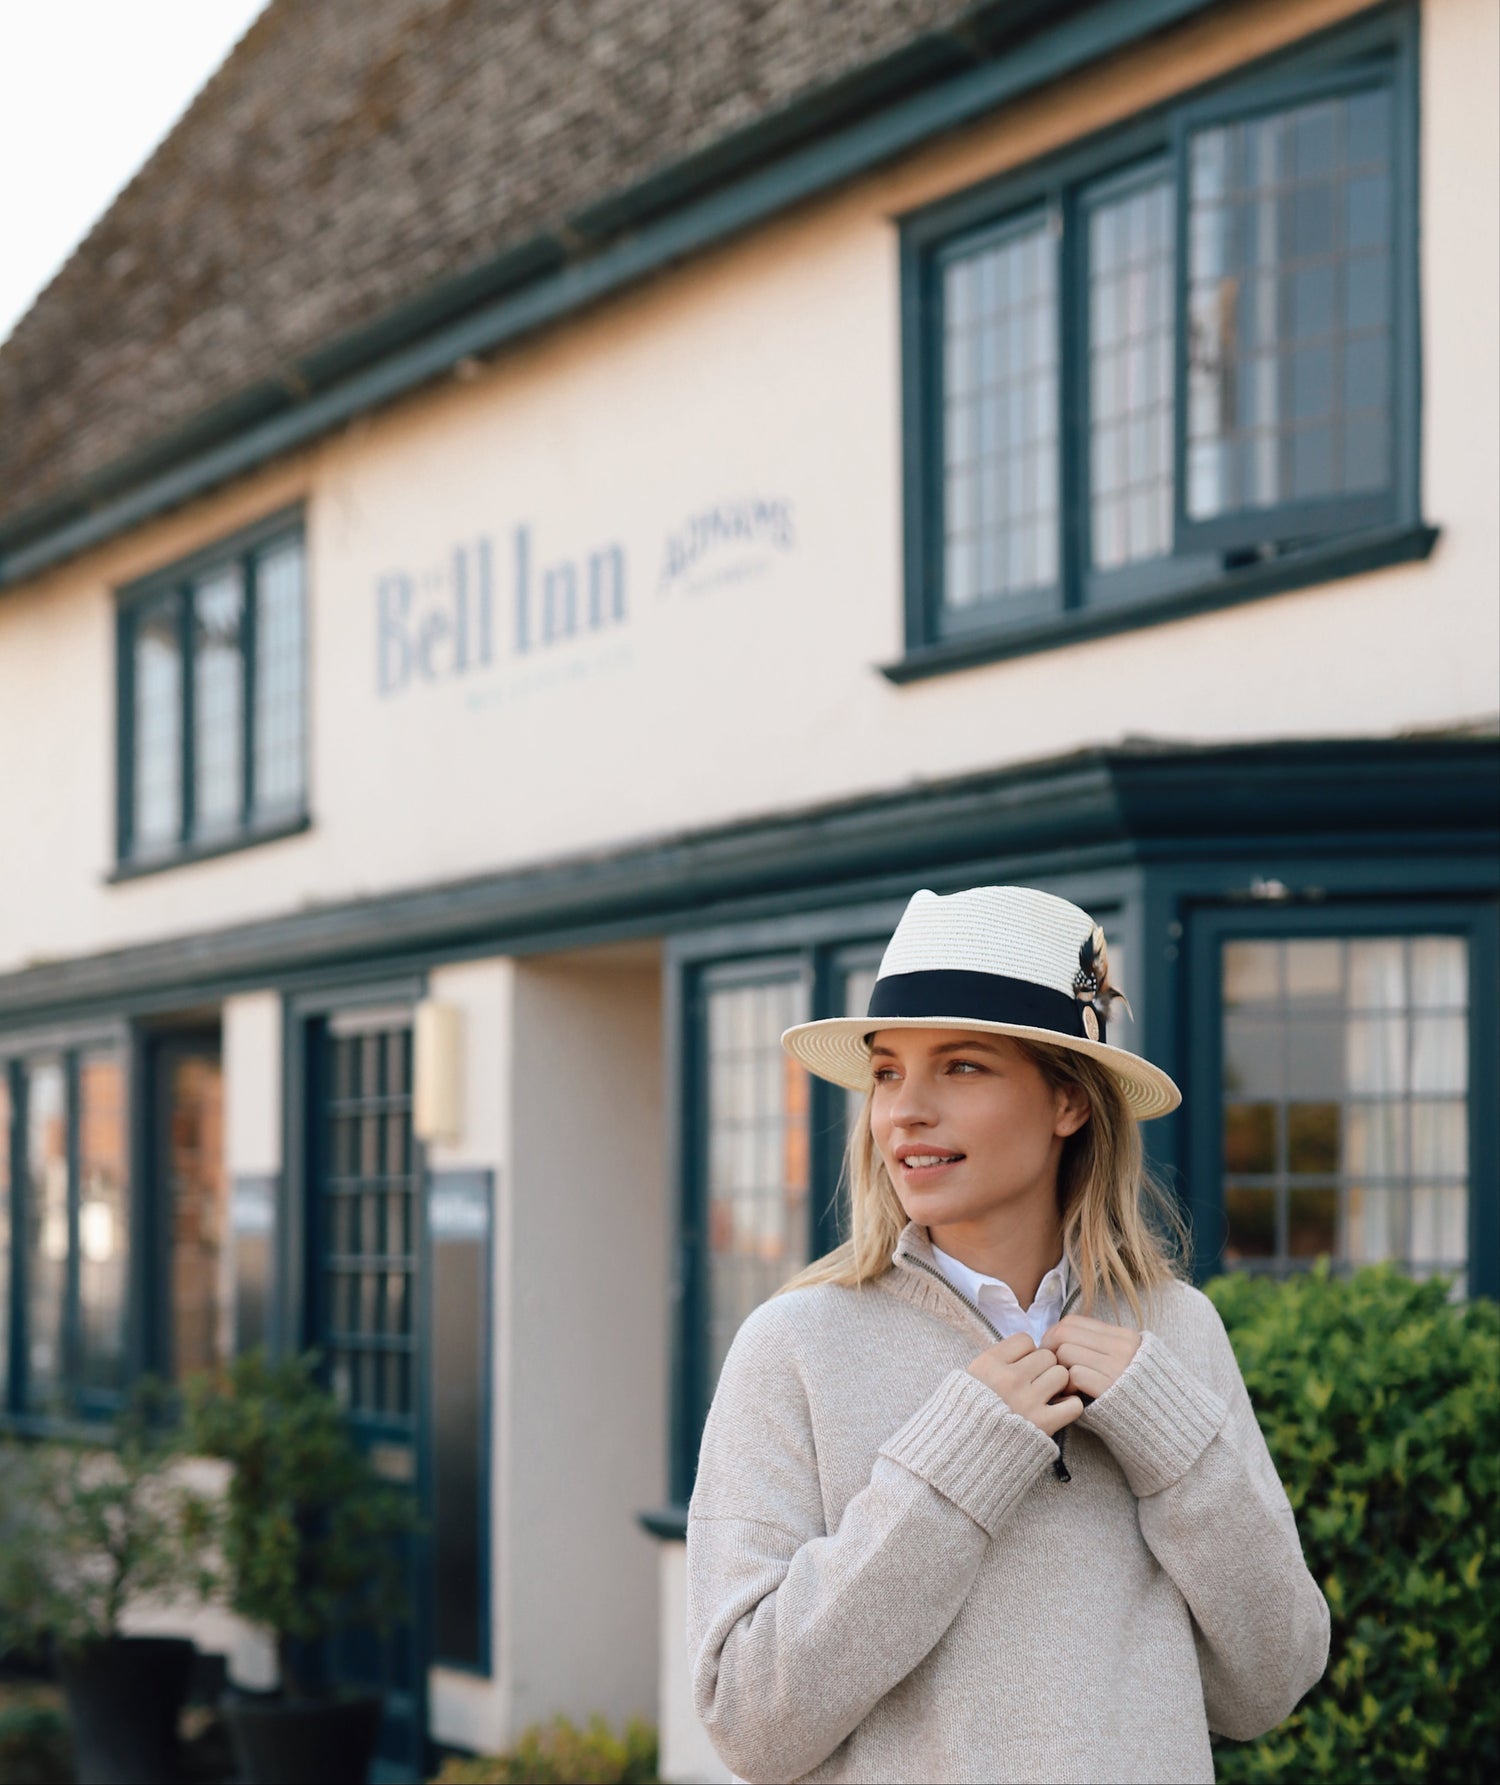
0, 0, 1218, 591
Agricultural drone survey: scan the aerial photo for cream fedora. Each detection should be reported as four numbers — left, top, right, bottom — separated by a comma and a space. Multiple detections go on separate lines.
781, 885, 1181, 1120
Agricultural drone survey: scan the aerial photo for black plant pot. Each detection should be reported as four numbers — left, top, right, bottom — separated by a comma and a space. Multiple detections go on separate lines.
57, 1634, 197, 1785
222, 1691, 383, 1785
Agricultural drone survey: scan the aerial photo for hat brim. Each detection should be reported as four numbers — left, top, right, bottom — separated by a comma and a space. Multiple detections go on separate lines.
781, 1015, 1181, 1120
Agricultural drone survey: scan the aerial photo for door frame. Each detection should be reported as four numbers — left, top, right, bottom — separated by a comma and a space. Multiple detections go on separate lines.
282, 975, 433, 1779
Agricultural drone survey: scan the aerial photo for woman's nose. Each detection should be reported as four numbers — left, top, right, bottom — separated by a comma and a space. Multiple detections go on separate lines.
889, 1074, 937, 1126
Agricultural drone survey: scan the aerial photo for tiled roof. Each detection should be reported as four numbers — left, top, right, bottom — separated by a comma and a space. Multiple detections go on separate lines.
0, 0, 1005, 549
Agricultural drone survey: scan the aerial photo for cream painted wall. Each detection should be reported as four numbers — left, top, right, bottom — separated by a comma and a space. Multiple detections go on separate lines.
417, 950, 667, 1751
1, 0, 1495, 981
659, 1542, 732, 1785
423, 956, 513, 1752
505, 954, 667, 1737
223, 991, 282, 1175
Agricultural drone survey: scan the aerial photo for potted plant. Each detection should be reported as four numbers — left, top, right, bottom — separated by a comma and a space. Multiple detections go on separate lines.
181, 1349, 417, 1785
0, 1392, 215, 1785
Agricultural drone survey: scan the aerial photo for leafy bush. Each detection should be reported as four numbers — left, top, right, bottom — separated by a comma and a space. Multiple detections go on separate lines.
432, 1715, 658, 1784
182, 1349, 418, 1698
0, 1700, 72, 1785
0, 1388, 214, 1657
1207, 1264, 1499, 1783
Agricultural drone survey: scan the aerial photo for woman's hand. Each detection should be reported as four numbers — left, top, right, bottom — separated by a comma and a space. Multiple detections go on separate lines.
1039, 1314, 1142, 1401
966, 1333, 1083, 1436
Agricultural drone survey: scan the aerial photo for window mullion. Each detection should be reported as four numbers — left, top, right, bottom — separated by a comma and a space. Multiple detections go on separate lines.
179, 583, 196, 846
243, 550, 259, 825
63, 1052, 82, 1412
2, 1063, 18, 1415
1058, 186, 1087, 612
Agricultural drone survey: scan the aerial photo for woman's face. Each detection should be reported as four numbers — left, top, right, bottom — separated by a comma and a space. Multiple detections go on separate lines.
868, 1028, 1089, 1229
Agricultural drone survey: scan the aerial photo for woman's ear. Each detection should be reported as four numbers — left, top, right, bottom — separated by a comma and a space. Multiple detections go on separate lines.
1053, 1081, 1092, 1139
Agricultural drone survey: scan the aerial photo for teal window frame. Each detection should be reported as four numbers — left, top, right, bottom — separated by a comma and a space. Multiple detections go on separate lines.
897, 5, 1424, 669
1182, 897, 1499, 1299
668, 929, 888, 1507
113, 508, 309, 878
0, 1026, 136, 1430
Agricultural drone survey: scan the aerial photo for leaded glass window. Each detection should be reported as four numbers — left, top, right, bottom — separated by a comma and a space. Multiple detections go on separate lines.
24, 1060, 68, 1413
1087, 167, 1176, 572
253, 538, 307, 816
703, 972, 811, 1388
77, 1052, 128, 1394
941, 213, 1060, 620
325, 1024, 417, 1421
1221, 935, 1469, 1288
1185, 83, 1396, 537
192, 566, 246, 837
119, 520, 306, 866
0, 1073, 11, 1398
906, 18, 1414, 643
132, 596, 183, 854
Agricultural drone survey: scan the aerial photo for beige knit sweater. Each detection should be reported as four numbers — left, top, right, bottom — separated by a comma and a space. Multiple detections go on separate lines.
687, 1223, 1329, 1785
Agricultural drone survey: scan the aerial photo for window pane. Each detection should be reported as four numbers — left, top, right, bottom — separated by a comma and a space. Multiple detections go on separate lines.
942, 214, 1059, 612
254, 538, 306, 816
192, 567, 246, 837
0, 1074, 10, 1400
1219, 935, 1470, 1282
705, 975, 810, 1390
842, 965, 881, 1144
77, 1052, 128, 1395
132, 595, 182, 852
1087, 169, 1175, 568
25, 1060, 67, 1412
167, 1052, 229, 1380
1187, 83, 1395, 520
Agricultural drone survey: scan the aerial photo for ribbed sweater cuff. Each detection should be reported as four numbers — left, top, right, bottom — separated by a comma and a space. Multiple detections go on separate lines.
1078, 1330, 1228, 1498
880, 1368, 1056, 1538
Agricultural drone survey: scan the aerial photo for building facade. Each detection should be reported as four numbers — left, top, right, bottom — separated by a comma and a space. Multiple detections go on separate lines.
1, 0, 1496, 1777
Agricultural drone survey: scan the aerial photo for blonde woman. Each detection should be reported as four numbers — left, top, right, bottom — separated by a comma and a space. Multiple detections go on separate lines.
686, 885, 1328, 1785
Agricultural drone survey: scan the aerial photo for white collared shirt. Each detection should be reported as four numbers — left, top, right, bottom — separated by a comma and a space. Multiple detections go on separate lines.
928, 1241, 1070, 1345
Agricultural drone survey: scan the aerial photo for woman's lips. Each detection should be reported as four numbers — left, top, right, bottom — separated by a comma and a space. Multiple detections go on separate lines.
898, 1153, 966, 1181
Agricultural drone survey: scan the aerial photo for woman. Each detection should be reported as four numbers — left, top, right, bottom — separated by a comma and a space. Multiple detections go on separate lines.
686, 885, 1328, 1785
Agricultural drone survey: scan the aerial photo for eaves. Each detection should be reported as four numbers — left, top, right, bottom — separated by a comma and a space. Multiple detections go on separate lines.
1, 734, 1495, 1030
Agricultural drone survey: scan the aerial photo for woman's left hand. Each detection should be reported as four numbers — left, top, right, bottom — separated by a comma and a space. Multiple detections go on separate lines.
1038, 1314, 1142, 1401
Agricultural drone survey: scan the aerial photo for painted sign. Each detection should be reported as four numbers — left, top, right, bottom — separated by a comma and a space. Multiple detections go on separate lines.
375, 496, 794, 703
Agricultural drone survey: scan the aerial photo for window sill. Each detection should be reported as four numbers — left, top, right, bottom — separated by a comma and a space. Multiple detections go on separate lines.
107, 812, 311, 884
636, 1504, 688, 1540
881, 523, 1439, 685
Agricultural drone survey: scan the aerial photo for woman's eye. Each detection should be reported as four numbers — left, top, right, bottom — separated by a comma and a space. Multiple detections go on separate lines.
949, 1060, 980, 1073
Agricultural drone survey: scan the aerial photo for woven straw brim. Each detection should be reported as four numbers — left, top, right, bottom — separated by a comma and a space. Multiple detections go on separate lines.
781, 1014, 1182, 1120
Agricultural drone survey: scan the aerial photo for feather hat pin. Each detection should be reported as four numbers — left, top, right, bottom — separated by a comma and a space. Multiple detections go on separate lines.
1073, 923, 1133, 1041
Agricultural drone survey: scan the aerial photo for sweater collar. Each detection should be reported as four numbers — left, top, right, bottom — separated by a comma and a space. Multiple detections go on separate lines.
879, 1221, 1002, 1341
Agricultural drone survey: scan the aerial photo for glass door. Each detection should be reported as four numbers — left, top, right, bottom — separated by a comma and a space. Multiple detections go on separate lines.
308, 1008, 428, 1781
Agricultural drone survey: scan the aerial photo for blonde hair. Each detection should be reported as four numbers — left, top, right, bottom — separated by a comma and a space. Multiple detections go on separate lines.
778, 1039, 1186, 1324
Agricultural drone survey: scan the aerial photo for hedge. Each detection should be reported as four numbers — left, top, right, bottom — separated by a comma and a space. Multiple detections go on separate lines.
1207, 1263, 1499, 1783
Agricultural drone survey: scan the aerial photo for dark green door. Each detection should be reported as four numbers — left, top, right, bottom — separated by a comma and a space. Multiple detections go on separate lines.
309, 1010, 428, 1782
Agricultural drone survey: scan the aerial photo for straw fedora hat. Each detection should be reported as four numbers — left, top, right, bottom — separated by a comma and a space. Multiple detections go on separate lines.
781, 885, 1181, 1120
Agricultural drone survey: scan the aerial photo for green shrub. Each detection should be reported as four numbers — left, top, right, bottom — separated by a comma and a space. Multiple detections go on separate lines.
1207, 1263, 1499, 1783
182, 1349, 417, 1698
0, 1702, 72, 1785
432, 1715, 658, 1784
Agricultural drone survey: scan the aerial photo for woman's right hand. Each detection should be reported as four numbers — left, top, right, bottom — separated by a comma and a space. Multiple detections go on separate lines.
967, 1333, 1084, 1436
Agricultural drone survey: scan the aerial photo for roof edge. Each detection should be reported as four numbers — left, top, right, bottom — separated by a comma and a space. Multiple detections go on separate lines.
0, 0, 1216, 592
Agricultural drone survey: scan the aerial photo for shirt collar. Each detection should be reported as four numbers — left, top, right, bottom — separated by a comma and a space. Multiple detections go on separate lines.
927, 1237, 1071, 1314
